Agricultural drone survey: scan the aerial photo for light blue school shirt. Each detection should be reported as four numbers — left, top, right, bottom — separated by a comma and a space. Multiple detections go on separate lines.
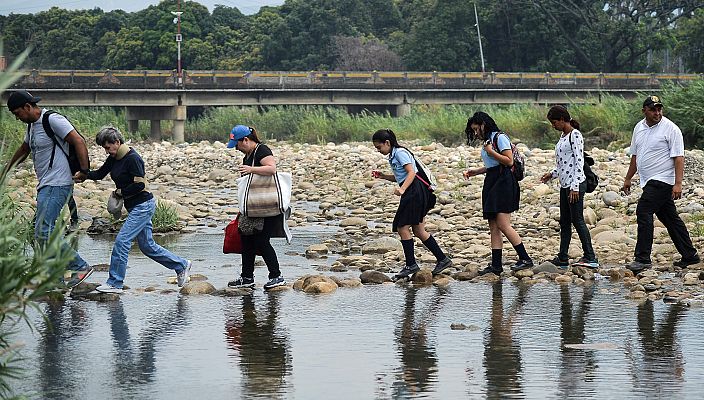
388, 147, 417, 184
481, 132, 511, 168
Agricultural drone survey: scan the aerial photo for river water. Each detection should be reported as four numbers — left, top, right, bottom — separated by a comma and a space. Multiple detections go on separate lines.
8, 224, 704, 399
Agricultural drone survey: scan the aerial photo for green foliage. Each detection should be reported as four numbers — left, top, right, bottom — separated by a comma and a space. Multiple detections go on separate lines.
660, 80, 704, 147
0, 0, 701, 72
152, 200, 180, 233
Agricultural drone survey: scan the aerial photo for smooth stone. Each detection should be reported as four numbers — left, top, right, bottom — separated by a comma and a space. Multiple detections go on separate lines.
180, 281, 216, 295
303, 281, 338, 294
360, 270, 392, 284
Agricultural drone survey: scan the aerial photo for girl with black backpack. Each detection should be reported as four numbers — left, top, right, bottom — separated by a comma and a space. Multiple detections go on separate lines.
540, 105, 598, 269
464, 111, 534, 275
371, 129, 452, 281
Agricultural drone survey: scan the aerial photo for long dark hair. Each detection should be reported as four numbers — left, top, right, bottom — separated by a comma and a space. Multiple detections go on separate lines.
547, 105, 580, 130
372, 128, 401, 148
245, 126, 262, 143
465, 111, 501, 144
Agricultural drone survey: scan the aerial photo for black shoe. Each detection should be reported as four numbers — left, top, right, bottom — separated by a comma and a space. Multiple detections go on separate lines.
65, 266, 94, 288
548, 256, 570, 269
228, 276, 255, 289
479, 265, 502, 276
511, 259, 534, 271
626, 261, 652, 273
393, 263, 420, 282
673, 256, 701, 268
431, 257, 453, 276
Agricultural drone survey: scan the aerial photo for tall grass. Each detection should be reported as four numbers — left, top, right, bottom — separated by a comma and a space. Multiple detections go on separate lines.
3, 82, 702, 150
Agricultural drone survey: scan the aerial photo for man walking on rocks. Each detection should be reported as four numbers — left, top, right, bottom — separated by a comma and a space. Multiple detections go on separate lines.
3, 90, 94, 287
621, 95, 700, 273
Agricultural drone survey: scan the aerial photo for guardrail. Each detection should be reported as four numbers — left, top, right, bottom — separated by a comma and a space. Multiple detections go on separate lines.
12, 70, 703, 90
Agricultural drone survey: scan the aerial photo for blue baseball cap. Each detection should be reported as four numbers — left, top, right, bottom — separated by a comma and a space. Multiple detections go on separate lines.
227, 125, 251, 148
227, 125, 252, 149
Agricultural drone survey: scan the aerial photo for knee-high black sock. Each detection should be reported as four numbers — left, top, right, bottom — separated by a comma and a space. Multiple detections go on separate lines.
513, 242, 532, 261
422, 235, 446, 261
491, 249, 502, 268
401, 239, 416, 266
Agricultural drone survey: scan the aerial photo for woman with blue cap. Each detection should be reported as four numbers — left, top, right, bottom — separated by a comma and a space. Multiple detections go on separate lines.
227, 125, 287, 290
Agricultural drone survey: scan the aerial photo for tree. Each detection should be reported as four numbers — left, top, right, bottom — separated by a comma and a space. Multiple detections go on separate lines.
400, 0, 479, 71
674, 8, 704, 72
524, 0, 700, 72
333, 36, 402, 70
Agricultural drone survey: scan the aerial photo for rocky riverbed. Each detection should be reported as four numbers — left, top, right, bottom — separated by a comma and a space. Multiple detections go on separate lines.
7, 139, 704, 305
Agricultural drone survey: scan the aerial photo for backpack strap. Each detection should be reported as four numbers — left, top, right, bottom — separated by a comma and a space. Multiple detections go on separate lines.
41, 110, 70, 170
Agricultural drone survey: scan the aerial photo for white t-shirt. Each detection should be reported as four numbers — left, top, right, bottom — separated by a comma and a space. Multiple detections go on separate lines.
630, 116, 684, 188
23, 109, 75, 190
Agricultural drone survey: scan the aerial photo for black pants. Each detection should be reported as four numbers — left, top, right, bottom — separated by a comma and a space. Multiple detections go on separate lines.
559, 181, 596, 261
634, 180, 697, 263
241, 230, 281, 279
68, 195, 78, 224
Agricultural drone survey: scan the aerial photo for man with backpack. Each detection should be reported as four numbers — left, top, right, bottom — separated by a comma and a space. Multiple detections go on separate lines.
3, 90, 93, 287
621, 95, 700, 273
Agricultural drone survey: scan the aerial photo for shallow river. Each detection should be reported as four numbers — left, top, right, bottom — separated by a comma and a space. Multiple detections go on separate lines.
8, 225, 704, 399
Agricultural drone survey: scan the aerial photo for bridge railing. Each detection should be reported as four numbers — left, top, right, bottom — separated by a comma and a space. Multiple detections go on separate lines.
12, 69, 703, 90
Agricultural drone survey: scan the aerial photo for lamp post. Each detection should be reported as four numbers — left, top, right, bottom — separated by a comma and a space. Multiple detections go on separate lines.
473, 2, 485, 73
171, 0, 183, 86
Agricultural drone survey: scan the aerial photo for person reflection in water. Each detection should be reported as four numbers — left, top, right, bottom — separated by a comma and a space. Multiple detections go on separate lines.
557, 284, 597, 397
391, 288, 442, 396
484, 282, 528, 398
107, 297, 189, 386
37, 301, 90, 398
225, 294, 291, 398
629, 301, 686, 395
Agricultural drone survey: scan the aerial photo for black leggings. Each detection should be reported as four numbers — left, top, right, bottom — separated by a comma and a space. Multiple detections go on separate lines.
241, 231, 281, 279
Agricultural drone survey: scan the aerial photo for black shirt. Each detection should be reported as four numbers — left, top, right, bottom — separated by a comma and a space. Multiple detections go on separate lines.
88, 148, 153, 211
242, 144, 274, 168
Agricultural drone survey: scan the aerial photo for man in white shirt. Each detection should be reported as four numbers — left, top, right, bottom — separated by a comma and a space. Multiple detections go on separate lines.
3, 90, 94, 287
621, 95, 699, 273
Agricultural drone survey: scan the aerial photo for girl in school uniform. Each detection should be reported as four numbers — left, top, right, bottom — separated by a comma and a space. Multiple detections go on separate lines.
464, 112, 533, 275
371, 129, 452, 281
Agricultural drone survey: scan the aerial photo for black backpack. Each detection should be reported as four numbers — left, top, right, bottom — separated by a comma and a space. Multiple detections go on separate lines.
568, 132, 599, 193
27, 110, 88, 174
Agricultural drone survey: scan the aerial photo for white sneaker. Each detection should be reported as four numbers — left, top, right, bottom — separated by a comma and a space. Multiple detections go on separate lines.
96, 283, 123, 294
177, 260, 192, 287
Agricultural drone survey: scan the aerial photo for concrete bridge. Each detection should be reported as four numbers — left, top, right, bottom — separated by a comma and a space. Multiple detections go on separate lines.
5, 69, 701, 142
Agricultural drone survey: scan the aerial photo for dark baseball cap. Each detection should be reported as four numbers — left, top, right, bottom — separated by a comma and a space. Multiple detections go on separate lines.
7, 90, 41, 111
643, 95, 663, 108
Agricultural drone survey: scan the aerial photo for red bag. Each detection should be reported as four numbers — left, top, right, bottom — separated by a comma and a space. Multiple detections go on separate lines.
223, 216, 243, 254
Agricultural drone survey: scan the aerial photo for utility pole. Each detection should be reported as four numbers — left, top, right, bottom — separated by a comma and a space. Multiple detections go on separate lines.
171, 0, 183, 86
473, 2, 485, 73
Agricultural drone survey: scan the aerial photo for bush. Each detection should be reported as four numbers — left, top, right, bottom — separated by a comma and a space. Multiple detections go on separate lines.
661, 80, 704, 148
151, 200, 180, 233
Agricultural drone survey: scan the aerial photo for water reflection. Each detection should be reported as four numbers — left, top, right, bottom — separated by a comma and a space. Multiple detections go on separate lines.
628, 301, 685, 396
225, 294, 292, 399
37, 301, 90, 398
391, 287, 444, 397
484, 282, 528, 399
107, 297, 189, 386
557, 284, 597, 397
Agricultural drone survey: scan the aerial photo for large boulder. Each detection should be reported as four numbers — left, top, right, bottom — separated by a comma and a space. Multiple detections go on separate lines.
360, 270, 392, 284
180, 281, 216, 295
362, 237, 402, 254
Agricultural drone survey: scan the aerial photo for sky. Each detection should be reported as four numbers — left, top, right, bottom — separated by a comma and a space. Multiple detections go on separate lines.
0, 0, 285, 16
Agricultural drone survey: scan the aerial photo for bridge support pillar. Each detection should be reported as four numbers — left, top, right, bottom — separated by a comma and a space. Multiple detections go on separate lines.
150, 120, 162, 141
393, 103, 411, 117
172, 105, 186, 143
127, 119, 139, 133
125, 106, 186, 143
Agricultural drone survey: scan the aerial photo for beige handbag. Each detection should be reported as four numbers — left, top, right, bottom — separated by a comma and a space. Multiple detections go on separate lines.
236, 145, 292, 217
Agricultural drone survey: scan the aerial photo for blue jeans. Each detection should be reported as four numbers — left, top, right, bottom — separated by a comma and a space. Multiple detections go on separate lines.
107, 198, 187, 288
35, 185, 89, 271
